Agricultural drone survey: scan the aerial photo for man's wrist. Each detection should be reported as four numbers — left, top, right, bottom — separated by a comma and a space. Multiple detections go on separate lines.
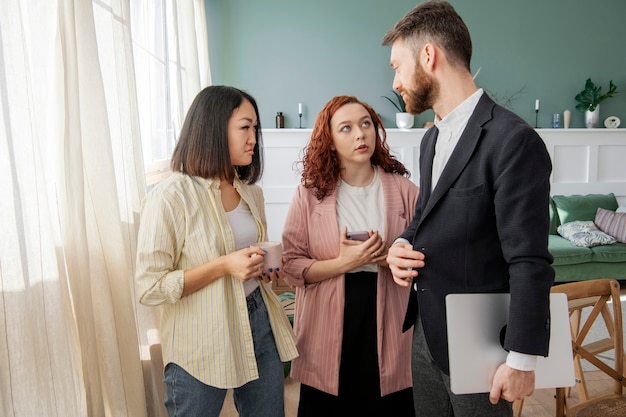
506, 351, 537, 371
393, 237, 411, 246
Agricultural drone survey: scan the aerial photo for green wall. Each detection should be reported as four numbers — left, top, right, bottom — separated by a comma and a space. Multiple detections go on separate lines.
205, 0, 626, 130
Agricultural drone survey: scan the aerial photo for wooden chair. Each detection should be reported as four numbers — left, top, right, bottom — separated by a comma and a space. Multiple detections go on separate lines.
550, 278, 626, 416
513, 398, 524, 416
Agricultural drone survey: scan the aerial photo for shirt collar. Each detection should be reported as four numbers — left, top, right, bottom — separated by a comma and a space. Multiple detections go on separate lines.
434, 88, 484, 133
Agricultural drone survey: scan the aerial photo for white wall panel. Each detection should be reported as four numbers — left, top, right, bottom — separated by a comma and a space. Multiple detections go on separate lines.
261, 128, 626, 240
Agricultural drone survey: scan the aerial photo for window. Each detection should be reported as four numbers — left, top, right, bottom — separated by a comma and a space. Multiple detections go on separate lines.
130, 0, 210, 186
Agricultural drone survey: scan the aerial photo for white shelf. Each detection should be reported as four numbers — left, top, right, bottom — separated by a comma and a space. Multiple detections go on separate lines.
259, 128, 626, 240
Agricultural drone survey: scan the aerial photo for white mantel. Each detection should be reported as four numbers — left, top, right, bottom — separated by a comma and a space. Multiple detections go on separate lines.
259, 128, 626, 240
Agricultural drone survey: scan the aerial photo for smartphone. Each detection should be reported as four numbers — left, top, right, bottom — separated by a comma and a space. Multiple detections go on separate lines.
346, 231, 369, 241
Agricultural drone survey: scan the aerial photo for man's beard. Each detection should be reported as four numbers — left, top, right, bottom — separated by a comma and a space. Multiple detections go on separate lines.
404, 61, 438, 115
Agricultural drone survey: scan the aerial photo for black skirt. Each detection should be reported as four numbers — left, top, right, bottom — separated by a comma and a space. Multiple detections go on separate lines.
297, 271, 415, 417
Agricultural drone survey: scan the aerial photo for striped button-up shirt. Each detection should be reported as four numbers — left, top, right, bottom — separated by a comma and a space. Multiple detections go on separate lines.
136, 172, 298, 388
282, 167, 419, 396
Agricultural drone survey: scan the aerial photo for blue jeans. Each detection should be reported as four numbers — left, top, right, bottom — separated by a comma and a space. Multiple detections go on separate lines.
163, 287, 285, 417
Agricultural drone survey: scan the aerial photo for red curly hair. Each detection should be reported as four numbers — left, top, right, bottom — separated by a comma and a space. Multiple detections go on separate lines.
299, 95, 411, 200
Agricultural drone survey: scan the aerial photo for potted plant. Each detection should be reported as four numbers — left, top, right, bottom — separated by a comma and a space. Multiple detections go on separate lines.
574, 78, 618, 128
382, 90, 414, 129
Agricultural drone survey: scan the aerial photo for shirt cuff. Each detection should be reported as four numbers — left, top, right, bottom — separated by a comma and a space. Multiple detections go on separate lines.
506, 351, 538, 371
393, 237, 411, 245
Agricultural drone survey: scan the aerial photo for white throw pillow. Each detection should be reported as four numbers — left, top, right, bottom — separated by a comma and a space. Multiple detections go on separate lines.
557, 220, 617, 247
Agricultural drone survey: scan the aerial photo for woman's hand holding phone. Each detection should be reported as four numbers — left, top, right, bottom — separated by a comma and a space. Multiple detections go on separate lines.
343, 228, 387, 266
346, 230, 370, 241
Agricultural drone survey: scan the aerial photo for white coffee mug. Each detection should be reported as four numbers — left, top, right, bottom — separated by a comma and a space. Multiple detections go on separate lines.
253, 241, 283, 270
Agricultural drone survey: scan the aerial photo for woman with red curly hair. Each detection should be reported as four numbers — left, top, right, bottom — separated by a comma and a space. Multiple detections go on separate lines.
281, 95, 419, 417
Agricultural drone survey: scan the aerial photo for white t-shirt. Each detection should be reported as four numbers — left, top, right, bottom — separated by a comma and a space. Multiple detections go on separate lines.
336, 168, 384, 273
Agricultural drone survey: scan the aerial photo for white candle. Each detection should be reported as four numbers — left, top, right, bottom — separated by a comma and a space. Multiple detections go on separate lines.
298, 103, 302, 114
535, 100, 539, 111
563, 109, 571, 129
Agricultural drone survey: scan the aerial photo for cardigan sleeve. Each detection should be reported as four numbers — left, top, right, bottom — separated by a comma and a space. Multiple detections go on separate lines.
281, 185, 318, 288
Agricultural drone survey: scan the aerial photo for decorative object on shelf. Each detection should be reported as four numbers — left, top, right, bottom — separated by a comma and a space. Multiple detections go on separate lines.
275, 112, 284, 128
382, 89, 406, 112
585, 106, 600, 129
487, 83, 527, 109
604, 115, 621, 129
563, 110, 571, 129
382, 90, 414, 129
575, 78, 618, 128
552, 113, 560, 129
535, 99, 539, 128
473, 66, 527, 109
396, 112, 414, 129
298, 103, 303, 128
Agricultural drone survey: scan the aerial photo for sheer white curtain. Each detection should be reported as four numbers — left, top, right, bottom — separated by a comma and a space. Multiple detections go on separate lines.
0, 1, 209, 416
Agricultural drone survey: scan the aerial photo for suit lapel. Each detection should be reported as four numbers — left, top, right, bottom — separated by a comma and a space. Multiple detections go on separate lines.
419, 127, 438, 204
420, 94, 496, 220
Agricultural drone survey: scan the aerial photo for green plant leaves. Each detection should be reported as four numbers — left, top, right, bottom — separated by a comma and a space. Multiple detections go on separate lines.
575, 78, 618, 112
381, 90, 406, 112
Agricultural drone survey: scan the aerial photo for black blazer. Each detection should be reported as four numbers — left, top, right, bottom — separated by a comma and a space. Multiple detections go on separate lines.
401, 93, 555, 375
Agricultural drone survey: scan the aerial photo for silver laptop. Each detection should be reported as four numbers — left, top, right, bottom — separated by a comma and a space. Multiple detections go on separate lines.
446, 292, 575, 394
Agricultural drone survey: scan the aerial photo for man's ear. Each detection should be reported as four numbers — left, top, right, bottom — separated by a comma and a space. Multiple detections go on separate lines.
422, 43, 436, 70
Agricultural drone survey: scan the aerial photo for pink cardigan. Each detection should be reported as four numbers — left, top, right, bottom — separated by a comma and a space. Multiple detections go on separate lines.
282, 167, 419, 396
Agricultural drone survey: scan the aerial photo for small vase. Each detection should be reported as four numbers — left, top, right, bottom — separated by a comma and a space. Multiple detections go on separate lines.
563, 110, 571, 129
585, 106, 600, 128
396, 112, 414, 129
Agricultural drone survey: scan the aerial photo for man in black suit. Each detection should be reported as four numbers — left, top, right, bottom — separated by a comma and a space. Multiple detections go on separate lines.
382, 1, 555, 416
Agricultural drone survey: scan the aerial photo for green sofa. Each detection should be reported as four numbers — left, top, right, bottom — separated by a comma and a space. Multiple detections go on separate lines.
549, 193, 626, 282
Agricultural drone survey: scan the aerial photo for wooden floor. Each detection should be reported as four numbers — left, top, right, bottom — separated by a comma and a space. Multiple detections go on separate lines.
217, 372, 616, 417
515, 370, 613, 417
218, 282, 626, 416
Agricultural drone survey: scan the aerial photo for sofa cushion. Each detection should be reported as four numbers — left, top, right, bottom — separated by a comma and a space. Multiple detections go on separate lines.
552, 193, 619, 225
549, 199, 559, 235
552, 262, 626, 282
595, 208, 626, 243
557, 220, 616, 247
591, 242, 626, 263
549, 235, 593, 266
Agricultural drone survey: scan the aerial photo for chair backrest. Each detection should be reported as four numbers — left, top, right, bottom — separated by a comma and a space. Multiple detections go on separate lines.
551, 278, 626, 417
